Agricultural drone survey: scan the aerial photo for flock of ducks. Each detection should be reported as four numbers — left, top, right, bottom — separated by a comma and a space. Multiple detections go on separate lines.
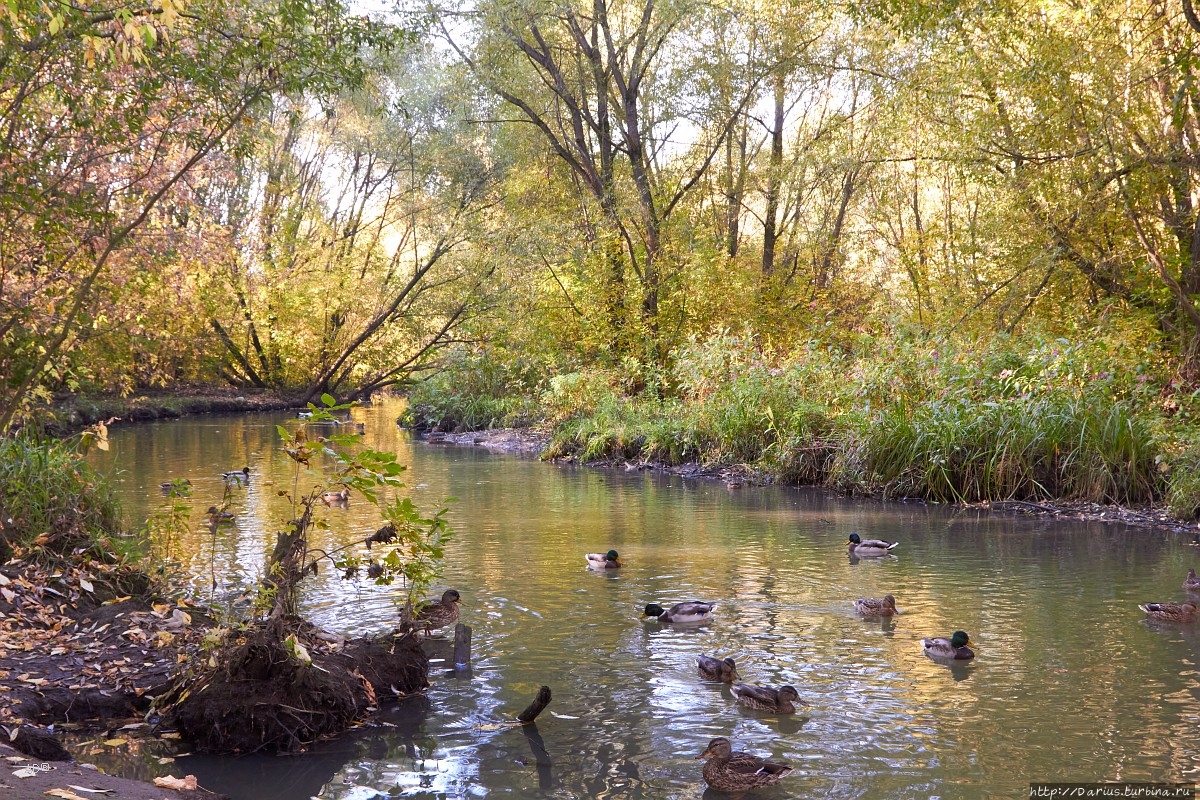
159, 465, 356, 526
584, 534, 975, 792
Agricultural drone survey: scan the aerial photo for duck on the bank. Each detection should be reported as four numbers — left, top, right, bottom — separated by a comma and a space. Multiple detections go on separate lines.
221, 466, 251, 485
696, 655, 739, 682
1185, 569, 1200, 593
847, 533, 899, 556
403, 589, 461, 633
206, 506, 235, 524
696, 736, 793, 792
731, 683, 806, 714
854, 594, 898, 617
1139, 601, 1199, 622
321, 488, 350, 505
585, 550, 621, 569
922, 630, 975, 660
643, 601, 715, 624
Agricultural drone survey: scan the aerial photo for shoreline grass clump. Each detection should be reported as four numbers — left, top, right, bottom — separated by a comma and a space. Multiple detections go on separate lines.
0, 432, 131, 562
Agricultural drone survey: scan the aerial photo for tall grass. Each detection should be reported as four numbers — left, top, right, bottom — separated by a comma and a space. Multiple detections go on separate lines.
404, 326, 1196, 512
0, 433, 131, 562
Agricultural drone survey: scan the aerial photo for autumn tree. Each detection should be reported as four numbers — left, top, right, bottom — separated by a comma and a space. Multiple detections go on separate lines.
0, 0, 387, 430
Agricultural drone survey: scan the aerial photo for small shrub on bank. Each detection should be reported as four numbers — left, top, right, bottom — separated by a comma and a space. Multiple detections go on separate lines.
0, 433, 130, 562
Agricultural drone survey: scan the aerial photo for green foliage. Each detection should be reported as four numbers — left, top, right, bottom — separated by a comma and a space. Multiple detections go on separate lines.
401, 345, 548, 431
0, 431, 131, 563
268, 394, 455, 620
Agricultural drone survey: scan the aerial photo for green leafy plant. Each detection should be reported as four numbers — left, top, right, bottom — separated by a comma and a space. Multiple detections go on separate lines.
267, 394, 455, 621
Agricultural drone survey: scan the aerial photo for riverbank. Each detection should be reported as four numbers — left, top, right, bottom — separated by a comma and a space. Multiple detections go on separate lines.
45, 387, 302, 436
428, 427, 1200, 535
0, 739, 227, 800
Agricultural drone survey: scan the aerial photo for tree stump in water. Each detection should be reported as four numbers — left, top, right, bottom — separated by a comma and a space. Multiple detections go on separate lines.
517, 685, 552, 723
453, 623, 471, 669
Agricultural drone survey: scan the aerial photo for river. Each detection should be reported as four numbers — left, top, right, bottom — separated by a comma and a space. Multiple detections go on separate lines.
85, 400, 1200, 799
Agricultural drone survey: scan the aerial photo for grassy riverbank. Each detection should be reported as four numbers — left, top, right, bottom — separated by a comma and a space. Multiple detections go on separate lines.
403, 326, 1200, 522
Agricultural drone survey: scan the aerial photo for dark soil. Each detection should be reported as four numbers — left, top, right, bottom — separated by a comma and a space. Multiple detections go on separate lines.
0, 740, 228, 800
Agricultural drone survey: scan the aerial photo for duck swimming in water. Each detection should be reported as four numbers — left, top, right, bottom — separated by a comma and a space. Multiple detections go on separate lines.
847, 532, 898, 556
585, 550, 621, 569
922, 630, 975, 659
221, 466, 250, 485
730, 683, 806, 714
643, 601, 715, 623
696, 737, 793, 792
854, 594, 898, 617
696, 655, 738, 682
1139, 601, 1198, 622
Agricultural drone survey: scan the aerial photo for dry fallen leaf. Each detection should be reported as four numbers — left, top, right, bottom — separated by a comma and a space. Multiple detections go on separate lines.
43, 790, 90, 800
153, 774, 198, 790
101, 738, 127, 747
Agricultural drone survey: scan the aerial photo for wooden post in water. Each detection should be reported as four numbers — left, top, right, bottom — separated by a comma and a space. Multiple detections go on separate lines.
517, 685, 552, 723
453, 623, 471, 669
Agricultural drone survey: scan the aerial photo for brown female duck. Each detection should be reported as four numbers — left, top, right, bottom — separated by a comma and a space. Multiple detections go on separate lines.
854, 594, 897, 617
731, 683, 806, 713
696, 737, 793, 792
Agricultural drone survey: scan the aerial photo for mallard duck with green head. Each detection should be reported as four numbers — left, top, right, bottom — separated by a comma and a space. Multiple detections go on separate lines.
847, 532, 898, 556
731, 682, 806, 713
1140, 601, 1198, 622
403, 589, 462, 633
922, 630, 974, 659
643, 601, 715, 624
696, 654, 738, 682
1184, 569, 1200, 593
221, 466, 251, 485
585, 549, 621, 569
696, 737, 793, 792
854, 594, 897, 617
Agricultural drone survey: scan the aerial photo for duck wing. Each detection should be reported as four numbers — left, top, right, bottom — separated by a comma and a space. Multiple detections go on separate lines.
667, 601, 715, 618
731, 683, 779, 706
859, 538, 898, 549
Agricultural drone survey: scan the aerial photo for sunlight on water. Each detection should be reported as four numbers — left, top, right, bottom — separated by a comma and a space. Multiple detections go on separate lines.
86, 400, 1200, 799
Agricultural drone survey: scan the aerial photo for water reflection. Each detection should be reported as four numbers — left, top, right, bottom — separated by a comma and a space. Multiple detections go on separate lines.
84, 401, 1200, 797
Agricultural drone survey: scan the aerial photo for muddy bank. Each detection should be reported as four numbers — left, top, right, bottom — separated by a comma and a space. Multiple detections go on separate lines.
0, 740, 228, 800
44, 387, 303, 436
419, 428, 1199, 534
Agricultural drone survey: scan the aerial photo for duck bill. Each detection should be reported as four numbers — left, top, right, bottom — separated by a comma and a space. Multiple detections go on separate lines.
695, 748, 714, 760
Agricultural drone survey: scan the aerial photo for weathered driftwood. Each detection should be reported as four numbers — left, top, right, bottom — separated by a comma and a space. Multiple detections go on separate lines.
517, 685, 552, 723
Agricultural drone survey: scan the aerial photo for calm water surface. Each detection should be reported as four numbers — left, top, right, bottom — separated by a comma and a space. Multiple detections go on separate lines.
85, 401, 1200, 799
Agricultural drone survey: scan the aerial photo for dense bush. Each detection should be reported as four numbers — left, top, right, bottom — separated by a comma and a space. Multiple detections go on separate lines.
400, 346, 548, 431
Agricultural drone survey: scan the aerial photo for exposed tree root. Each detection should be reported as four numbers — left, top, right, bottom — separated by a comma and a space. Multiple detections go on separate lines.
162, 618, 427, 754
